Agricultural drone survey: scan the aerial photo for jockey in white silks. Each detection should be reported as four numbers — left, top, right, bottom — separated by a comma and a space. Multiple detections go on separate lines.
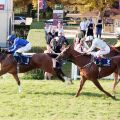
84, 36, 110, 57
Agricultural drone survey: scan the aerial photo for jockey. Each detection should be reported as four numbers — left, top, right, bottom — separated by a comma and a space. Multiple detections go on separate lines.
84, 36, 110, 58
7, 35, 32, 63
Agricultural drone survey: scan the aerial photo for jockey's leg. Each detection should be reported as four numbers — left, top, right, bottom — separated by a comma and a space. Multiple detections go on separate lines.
13, 52, 22, 64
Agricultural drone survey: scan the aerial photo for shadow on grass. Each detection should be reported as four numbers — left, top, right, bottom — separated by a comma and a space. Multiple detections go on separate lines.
26, 91, 113, 98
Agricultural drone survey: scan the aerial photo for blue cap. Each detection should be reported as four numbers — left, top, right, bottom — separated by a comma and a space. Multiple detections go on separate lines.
7, 35, 16, 42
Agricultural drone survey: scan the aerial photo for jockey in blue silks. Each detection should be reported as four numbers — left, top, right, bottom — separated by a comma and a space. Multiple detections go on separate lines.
7, 35, 32, 63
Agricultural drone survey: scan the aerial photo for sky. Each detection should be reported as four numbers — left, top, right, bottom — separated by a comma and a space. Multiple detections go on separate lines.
0, 0, 5, 4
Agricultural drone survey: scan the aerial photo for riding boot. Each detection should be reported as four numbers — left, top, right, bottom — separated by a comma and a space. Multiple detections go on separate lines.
98, 57, 102, 66
16, 52, 22, 64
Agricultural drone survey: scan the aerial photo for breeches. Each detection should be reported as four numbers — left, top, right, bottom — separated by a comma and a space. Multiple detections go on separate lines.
16, 43, 31, 53
90, 46, 110, 57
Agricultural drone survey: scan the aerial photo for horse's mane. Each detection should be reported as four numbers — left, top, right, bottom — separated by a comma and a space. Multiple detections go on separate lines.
69, 44, 92, 58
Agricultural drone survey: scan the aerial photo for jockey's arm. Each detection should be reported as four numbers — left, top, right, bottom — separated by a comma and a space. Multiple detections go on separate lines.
84, 42, 89, 50
86, 44, 96, 53
8, 41, 18, 53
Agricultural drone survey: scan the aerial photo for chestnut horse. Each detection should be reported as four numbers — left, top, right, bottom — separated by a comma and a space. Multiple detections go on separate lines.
0, 49, 71, 92
105, 47, 120, 92
57, 45, 120, 99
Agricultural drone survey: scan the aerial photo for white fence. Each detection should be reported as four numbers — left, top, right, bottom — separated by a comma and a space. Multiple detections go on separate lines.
71, 63, 114, 80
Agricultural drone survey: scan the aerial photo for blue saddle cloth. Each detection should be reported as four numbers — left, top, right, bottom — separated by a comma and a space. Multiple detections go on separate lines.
14, 54, 31, 65
94, 58, 111, 67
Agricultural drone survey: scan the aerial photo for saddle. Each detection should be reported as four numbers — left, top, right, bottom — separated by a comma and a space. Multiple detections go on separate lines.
94, 57, 111, 67
14, 53, 34, 65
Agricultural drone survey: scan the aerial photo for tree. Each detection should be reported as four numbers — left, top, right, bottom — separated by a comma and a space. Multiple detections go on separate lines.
46, 0, 117, 18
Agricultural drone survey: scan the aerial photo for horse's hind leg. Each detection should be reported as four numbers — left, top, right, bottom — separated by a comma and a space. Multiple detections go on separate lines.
75, 76, 86, 97
12, 74, 22, 93
113, 72, 119, 93
92, 79, 115, 99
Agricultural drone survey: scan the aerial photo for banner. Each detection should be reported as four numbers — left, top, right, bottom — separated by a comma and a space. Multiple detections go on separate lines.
53, 10, 63, 26
39, 0, 47, 10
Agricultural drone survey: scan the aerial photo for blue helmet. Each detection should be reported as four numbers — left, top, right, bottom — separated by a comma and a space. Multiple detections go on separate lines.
7, 35, 16, 42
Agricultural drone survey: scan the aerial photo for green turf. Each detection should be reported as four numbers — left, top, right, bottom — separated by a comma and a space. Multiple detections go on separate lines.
0, 78, 119, 120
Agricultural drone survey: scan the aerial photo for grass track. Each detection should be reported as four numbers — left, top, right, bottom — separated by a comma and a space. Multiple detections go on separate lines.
0, 78, 120, 120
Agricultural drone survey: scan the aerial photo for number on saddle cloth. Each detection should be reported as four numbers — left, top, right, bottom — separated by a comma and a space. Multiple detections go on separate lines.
13, 53, 31, 65
94, 57, 111, 67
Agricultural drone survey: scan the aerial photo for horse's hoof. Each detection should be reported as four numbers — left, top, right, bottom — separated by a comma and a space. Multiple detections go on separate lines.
75, 94, 79, 97
112, 96, 116, 100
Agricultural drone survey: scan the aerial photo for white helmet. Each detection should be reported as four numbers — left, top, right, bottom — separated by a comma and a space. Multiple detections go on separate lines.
55, 37, 59, 41
85, 36, 94, 42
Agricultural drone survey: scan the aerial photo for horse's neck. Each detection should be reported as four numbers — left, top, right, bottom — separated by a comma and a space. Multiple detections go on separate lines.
70, 50, 91, 67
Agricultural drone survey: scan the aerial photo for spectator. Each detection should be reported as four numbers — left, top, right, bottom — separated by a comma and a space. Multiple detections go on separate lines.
80, 17, 88, 37
57, 32, 69, 52
96, 18, 102, 38
87, 17, 94, 37
74, 35, 82, 53
57, 22, 64, 37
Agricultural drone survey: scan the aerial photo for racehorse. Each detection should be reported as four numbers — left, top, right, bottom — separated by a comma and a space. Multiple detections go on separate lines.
106, 46, 120, 92
0, 49, 71, 92
56, 45, 120, 99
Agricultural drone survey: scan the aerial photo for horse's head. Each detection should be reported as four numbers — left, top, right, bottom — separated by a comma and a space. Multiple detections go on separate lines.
0, 48, 9, 61
56, 45, 73, 61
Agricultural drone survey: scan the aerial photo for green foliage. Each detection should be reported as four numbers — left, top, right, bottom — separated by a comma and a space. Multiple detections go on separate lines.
104, 38, 117, 45
0, 79, 120, 120
23, 69, 44, 80
30, 21, 45, 29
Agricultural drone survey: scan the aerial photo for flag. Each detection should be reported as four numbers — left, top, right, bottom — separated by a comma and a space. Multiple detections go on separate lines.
39, 0, 43, 9
39, 0, 47, 10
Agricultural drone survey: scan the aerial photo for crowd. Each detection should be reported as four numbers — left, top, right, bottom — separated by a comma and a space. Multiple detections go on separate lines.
79, 17, 102, 38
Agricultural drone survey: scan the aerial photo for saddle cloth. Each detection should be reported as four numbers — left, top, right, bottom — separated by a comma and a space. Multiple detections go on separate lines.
94, 57, 111, 67
14, 53, 35, 65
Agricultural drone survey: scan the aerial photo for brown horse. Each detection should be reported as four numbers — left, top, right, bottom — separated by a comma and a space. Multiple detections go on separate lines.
57, 45, 120, 99
106, 46, 120, 92
0, 49, 71, 92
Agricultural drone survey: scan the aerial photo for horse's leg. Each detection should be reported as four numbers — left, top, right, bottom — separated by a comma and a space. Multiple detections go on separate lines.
75, 76, 86, 97
52, 58, 72, 84
92, 79, 115, 99
113, 72, 119, 93
113, 68, 120, 93
12, 73, 22, 93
